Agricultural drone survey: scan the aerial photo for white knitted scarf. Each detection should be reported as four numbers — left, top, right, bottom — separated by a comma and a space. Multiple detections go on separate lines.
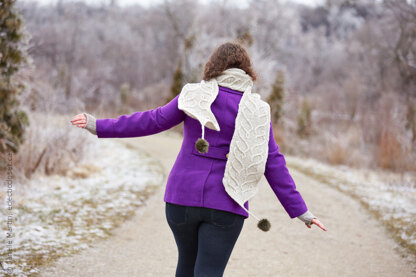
178, 68, 271, 231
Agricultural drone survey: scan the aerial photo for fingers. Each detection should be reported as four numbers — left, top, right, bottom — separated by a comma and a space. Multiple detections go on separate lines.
71, 113, 86, 122
70, 114, 87, 128
311, 218, 327, 231
74, 122, 87, 128
305, 218, 327, 231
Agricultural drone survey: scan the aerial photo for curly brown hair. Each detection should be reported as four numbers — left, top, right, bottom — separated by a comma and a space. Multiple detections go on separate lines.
202, 42, 257, 82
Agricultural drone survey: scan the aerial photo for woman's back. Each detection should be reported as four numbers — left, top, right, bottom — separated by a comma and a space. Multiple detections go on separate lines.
164, 85, 252, 217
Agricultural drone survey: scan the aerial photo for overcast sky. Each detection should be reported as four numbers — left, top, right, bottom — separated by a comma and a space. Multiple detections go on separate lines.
20, 0, 324, 8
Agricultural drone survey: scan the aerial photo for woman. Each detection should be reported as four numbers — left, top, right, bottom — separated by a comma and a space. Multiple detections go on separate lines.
71, 42, 327, 276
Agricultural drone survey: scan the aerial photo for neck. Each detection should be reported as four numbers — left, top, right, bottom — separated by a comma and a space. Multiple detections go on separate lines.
215, 68, 253, 92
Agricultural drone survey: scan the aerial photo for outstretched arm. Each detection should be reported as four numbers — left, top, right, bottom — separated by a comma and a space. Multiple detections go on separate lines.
72, 94, 185, 138
264, 121, 319, 225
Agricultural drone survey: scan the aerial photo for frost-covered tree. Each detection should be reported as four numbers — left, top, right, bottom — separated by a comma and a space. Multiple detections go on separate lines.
14, 0, 416, 171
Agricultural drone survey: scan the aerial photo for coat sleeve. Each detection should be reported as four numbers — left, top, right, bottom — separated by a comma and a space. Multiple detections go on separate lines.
264, 121, 308, 218
96, 94, 185, 138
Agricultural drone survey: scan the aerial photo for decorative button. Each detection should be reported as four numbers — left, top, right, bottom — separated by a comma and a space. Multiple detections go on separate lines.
226, 153, 229, 158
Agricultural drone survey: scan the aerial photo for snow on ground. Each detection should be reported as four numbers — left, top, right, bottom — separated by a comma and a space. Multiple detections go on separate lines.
0, 139, 164, 276
286, 155, 416, 258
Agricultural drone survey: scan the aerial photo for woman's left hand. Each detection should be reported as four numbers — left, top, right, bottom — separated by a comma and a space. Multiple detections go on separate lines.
305, 218, 327, 231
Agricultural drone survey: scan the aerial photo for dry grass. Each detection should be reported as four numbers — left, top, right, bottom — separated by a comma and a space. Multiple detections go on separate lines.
325, 141, 349, 165
66, 163, 102, 179
13, 111, 96, 183
322, 124, 367, 167
376, 126, 409, 171
279, 92, 415, 173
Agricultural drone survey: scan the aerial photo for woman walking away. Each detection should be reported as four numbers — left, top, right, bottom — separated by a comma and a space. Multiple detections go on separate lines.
71, 42, 327, 277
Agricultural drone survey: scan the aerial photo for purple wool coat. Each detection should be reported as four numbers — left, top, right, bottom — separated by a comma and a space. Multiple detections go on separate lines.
96, 85, 308, 219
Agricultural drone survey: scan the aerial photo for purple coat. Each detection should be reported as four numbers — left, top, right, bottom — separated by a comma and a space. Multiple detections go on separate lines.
96, 85, 308, 219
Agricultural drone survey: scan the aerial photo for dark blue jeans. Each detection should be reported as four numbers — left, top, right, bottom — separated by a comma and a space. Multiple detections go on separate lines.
165, 202, 245, 277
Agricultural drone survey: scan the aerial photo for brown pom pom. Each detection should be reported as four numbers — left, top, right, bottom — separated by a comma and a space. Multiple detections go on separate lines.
257, 218, 271, 232
195, 138, 209, 153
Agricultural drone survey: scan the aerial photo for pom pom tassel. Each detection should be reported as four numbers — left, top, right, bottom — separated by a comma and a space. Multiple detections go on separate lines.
238, 201, 271, 232
257, 218, 271, 232
195, 123, 209, 153
195, 138, 209, 153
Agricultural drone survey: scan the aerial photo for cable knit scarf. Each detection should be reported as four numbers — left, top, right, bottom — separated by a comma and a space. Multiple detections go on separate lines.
178, 68, 272, 231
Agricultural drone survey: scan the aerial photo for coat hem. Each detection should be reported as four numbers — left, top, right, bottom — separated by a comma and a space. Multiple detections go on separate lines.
163, 198, 248, 219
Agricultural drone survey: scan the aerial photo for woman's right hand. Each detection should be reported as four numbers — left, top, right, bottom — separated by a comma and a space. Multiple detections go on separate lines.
306, 218, 327, 231
71, 113, 97, 135
71, 113, 87, 129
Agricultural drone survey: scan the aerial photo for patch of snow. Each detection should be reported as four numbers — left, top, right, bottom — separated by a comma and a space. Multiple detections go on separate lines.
0, 139, 164, 276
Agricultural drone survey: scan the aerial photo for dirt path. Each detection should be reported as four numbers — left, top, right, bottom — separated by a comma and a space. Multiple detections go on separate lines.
40, 131, 416, 277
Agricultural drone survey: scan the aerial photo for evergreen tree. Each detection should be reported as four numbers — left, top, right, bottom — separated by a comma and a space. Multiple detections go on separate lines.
406, 99, 416, 144
0, 0, 29, 167
297, 97, 313, 138
267, 70, 285, 125
168, 59, 183, 102
236, 28, 254, 47
119, 82, 131, 114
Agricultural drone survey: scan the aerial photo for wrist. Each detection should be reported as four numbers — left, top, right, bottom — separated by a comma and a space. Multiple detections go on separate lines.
297, 210, 317, 225
83, 112, 97, 135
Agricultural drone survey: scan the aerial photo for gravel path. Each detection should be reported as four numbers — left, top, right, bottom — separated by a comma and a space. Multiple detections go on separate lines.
40, 131, 416, 276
